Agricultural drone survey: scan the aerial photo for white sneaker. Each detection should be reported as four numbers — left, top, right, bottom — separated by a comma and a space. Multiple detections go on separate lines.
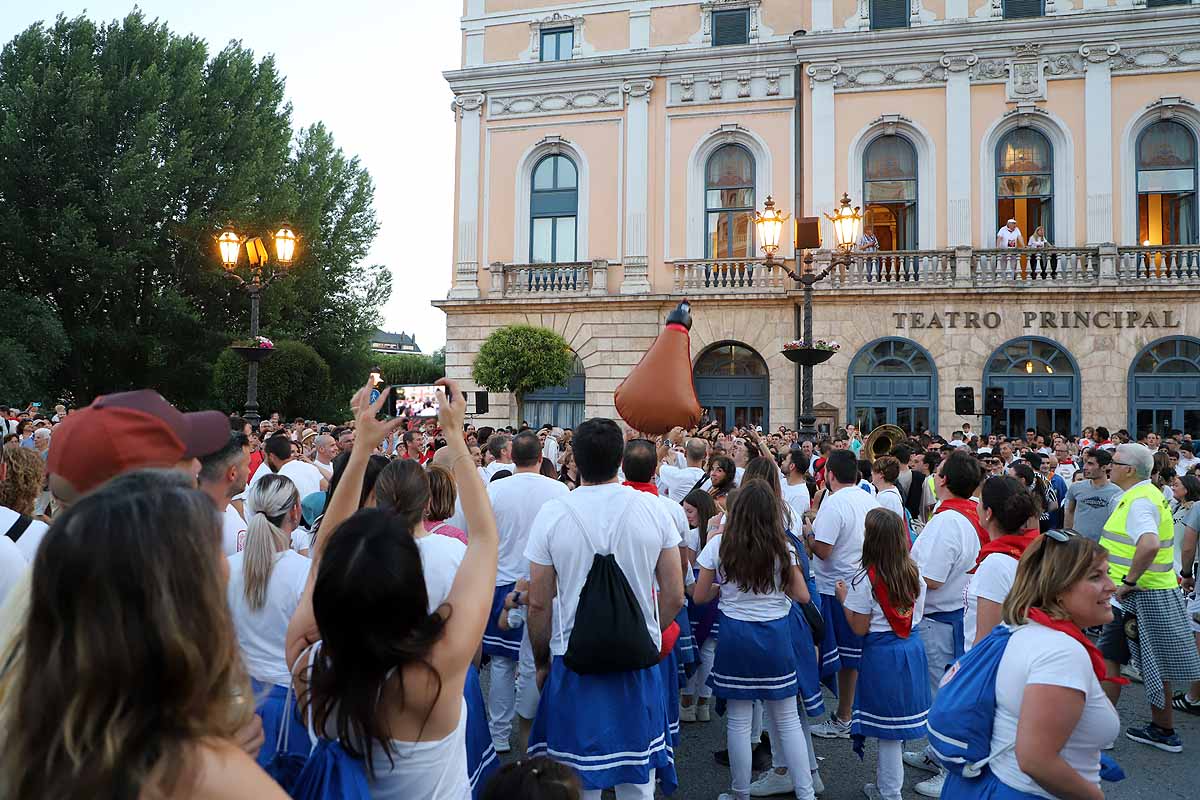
812, 771, 825, 795
903, 750, 939, 772
810, 714, 851, 739
680, 703, 697, 723
915, 770, 946, 798
697, 702, 712, 722
749, 769, 793, 797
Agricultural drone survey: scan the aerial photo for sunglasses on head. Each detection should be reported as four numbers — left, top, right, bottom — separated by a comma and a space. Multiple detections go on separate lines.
1044, 528, 1081, 543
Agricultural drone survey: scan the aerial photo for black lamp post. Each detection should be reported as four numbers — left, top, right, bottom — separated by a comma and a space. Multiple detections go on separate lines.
216, 225, 299, 425
757, 194, 863, 442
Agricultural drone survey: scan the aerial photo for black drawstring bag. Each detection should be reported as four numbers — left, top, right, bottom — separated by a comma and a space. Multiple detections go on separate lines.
562, 502, 661, 675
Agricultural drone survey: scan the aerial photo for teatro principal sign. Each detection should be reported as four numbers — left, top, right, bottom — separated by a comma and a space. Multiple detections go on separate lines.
892, 309, 1184, 331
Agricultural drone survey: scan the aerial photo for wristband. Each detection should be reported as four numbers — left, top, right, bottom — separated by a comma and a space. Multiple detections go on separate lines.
1120, 577, 1138, 588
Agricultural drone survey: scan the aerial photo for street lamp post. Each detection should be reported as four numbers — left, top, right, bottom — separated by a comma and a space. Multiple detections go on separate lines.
756, 193, 863, 442
216, 225, 299, 425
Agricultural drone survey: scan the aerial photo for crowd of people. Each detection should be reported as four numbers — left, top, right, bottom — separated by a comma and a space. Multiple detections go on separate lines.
1, 392, 1198, 799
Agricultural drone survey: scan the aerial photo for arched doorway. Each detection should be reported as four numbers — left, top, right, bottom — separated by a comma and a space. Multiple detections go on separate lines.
984, 337, 1079, 437
1129, 336, 1200, 438
522, 355, 586, 429
693, 342, 769, 432
848, 338, 937, 434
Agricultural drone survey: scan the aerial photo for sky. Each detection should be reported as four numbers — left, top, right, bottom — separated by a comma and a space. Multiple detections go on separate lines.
2, 0, 461, 352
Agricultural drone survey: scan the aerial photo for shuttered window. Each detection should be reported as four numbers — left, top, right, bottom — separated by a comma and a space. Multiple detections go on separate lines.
1002, 0, 1044, 18
1146, 0, 1188, 6
540, 28, 573, 61
870, 0, 910, 29
712, 9, 750, 46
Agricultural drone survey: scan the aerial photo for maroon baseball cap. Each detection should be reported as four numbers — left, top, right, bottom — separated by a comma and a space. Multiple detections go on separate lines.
47, 389, 230, 500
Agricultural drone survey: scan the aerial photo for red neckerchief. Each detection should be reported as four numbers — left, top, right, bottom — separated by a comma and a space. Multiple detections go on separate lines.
935, 497, 989, 549
623, 480, 659, 496
971, 527, 1040, 573
867, 566, 914, 638
1027, 608, 1129, 686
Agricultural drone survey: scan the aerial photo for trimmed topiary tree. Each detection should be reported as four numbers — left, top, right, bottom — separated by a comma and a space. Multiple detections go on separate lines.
471, 325, 574, 421
376, 353, 445, 386
212, 339, 332, 418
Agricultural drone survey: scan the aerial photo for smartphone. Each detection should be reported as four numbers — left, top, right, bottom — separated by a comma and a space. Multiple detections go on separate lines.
382, 384, 462, 419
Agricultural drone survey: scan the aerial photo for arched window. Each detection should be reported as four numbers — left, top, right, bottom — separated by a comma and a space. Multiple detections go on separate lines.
1136, 120, 1197, 246
704, 144, 755, 259
848, 338, 936, 433
693, 342, 769, 431
1129, 336, 1200, 438
862, 135, 918, 251
530, 154, 578, 263
996, 128, 1053, 244
984, 337, 1078, 437
523, 354, 587, 429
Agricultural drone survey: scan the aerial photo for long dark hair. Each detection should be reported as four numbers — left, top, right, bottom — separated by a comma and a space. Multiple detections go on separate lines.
305, 507, 449, 778
682, 488, 718, 551
743, 456, 793, 527
708, 455, 737, 496
373, 458, 430, 530
718, 479, 791, 595
858, 507, 921, 612
981, 476, 1038, 535
321, 452, 390, 519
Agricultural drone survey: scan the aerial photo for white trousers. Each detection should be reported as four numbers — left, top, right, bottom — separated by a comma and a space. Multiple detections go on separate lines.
726, 698, 815, 800
515, 627, 540, 719
582, 782, 654, 800
685, 638, 717, 699
772, 708, 818, 771
878, 739, 904, 800
487, 655, 516, 744
914, 616, 956, 695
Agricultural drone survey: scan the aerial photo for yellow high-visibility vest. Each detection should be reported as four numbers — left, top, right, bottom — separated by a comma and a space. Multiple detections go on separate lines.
1100, 481, 1176, 589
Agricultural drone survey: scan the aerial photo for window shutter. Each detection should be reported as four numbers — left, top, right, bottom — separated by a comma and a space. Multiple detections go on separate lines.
1003, 0, 1044, 18
1146, 0, 1188, 6
712, 9, 750, 46
870, 0, 910, 29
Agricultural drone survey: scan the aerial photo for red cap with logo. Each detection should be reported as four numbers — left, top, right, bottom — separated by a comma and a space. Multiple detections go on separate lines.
47, 390, 230, 499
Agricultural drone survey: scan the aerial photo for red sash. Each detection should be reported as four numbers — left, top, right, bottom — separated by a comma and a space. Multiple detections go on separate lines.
934, 498, 989, 549
623, 480, 659, 496
971, 527, 1040, 573
868, 566, 914, 638
1027, 608, 1129, 686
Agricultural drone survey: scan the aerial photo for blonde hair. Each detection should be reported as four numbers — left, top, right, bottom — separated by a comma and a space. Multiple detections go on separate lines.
242, 474, 300, 611
0, 446, 45, 515
1002, 533, 1108, 625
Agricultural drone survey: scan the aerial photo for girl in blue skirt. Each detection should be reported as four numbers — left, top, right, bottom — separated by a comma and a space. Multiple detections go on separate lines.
681, 489, 720, 723
835, 508, 932, 800
694, 479, 817, 800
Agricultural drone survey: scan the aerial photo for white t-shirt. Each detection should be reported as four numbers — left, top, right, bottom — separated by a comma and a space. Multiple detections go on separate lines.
542, 437, 560, 466
842, 568, 927, 634
222, 504, 247, 555
525, 483, 679, 657
655, 494, 691, 551
1124, 482, 1165, 544
278, 460, 324, 501
781, 481, 811, 530
1054, 462, 1078, 482
417, 533, 466, 613
0, 506, 49, 562
483, 460, 514, 480
291, 527, 313, 553
659, 464, 706, 501
989, 623, 1121, 798
876, 486, 905, 520
0, 537, 27, 608
963, 553, 1019, 651
484, 472, 570, 585
811, 485, 881, 594
313, 458, 334, 482
226, 550, 311, 685
996, 226, 1023, 247
696, 533, 795, 622
684, 527, 701, 556
910, 508, 982, 613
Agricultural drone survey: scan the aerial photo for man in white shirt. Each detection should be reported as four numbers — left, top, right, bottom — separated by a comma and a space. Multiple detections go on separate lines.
780, 448, 811, 529
539, 426, 560, 466
996, 219, 1024, 248
477, 430, 569, 753
526, 418, 683, 799
658, 437, 708, 500
481, 433, 514, 480
1173, 438, 1198, 476
904, 450, 984, 794
311, 434, 336, 482
263, 434, 324, 501
809, 450, 880, 738
1053, 444, 1078, 482
198, 432, 251, 555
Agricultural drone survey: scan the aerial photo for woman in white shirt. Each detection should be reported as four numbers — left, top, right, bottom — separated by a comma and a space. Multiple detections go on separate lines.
1027, 226, 1049, 248
942, 531, 1120, 800
964, 477, 1040, 650
681, 488, 721, 722
227, 474, 312, 771
871, 455, 906, 523
693, 479, 817, 800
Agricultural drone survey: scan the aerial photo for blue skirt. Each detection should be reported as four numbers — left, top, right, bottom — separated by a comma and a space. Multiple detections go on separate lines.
252, 680, 311, 770
788, 603, 826, 718
660, 648, 681, 747
819, 592, 863, 674
528, 657, 673, 791
942, 768, 1044, 799
688, 569, 720, 646
851, 631, 932, 755
482, 583, 522, 659
708, 614, 798, 701
674, 606, 697, 666
465, 664, 499, 799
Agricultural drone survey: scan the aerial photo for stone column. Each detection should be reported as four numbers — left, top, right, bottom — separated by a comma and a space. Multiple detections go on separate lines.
450, 93, 485, 300
621, 79, 654, 294
807, 64, 840, 244
1081, 44, 1120, 245
942, 54, 977, 246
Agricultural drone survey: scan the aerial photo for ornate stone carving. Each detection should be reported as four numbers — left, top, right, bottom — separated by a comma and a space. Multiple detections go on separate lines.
622, 79, 654, 100
1043, 53, 1078, 77
1146, 95, 1197, 120
1002, 102, 1051, 127
680, 75, 695, 102
1079, 42, 1121, 65
940, 53, 979, 73
525, 12, 585, 61
708, 73, 723, 100
737, 71, 752, 97
806, 62, 842, 86
1006, 44, 1046, 102
838, 61, 944, 89
870, 113, 912, 137
452, 93, 485, 118
488, 87, 620, 118
766, 69, 781, 96
1110, 44, 1200, 74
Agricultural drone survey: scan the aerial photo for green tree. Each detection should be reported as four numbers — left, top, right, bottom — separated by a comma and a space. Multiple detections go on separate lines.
0, 12, 387, 411
0, 295, 69, 404
212, 340, 330, 419
472, 326, 573, 414
376, 353, 445, 386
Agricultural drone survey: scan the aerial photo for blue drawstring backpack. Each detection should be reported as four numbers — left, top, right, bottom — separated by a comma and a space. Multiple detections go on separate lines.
288, 739, 372, 800
928, 624, 1124, 785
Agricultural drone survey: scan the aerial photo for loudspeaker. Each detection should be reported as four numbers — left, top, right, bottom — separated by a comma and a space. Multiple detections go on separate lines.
474, 391, 489, 414
954, 387, 975, 417
796, 217, 822, 250
984, 386, 1005, 417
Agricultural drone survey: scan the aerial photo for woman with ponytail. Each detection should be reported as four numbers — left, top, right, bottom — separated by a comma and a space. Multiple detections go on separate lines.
964, 476, 1041, 650
227, 473, 312, 773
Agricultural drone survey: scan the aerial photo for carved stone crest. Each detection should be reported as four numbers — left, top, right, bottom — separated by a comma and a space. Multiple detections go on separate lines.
1006, 44, 1046, 103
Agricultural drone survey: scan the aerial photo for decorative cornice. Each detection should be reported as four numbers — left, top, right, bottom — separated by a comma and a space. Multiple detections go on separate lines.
1111, 43, 1200, 74
668, 68, 793, 105
1146, 95, 1197, 120
487, 86, 620, 119
838, 61, 945, 90
452, 93, 485, 117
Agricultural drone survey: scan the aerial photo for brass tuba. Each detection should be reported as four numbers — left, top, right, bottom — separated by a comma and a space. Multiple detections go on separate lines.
863, 424, 907, 461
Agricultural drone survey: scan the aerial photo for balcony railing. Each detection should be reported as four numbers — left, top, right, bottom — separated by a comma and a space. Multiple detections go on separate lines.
488, 260, 608, 298
826, 250, 956, 287
1117, 246, 1200, 283
671, 259, 792, 292
974, 248, 1099, 284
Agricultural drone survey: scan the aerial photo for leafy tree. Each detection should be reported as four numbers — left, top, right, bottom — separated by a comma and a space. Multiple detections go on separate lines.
0, 295, 69, 404
472, 326, 573, 407
212, 340, 330, 419
0, 12, 387, 412
376, 353, 445, 386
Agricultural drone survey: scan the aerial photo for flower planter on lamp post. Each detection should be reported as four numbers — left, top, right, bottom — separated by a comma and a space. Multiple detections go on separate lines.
781, 347, 838, 367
